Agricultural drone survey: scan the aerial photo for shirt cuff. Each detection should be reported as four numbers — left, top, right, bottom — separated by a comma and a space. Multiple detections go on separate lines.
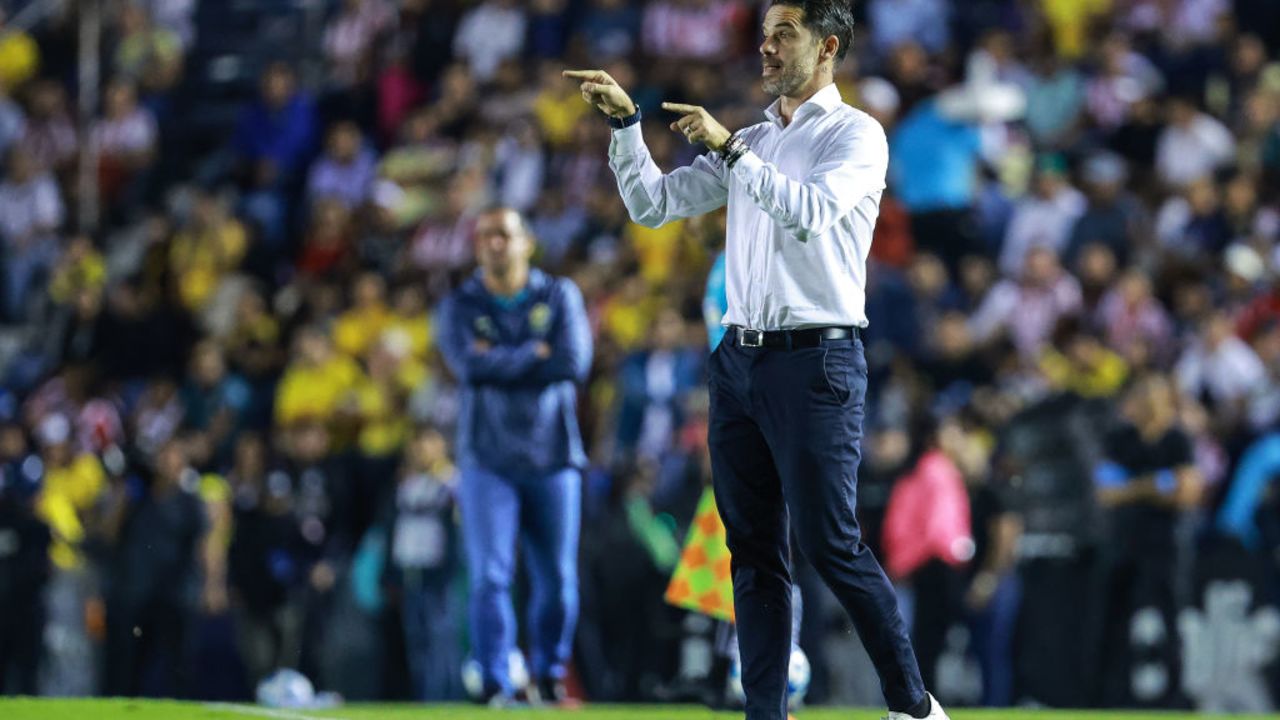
609, 123, 645, 156
729, 148, 764, 183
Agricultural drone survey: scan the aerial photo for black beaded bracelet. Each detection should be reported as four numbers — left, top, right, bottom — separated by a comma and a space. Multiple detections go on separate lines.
721, 132, 748, 168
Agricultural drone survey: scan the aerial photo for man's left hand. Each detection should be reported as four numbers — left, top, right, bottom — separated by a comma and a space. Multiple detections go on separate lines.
663, 102, 731, 152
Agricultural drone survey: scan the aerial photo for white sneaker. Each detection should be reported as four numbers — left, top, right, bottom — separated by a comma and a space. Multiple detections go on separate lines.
883, 692, 949, 720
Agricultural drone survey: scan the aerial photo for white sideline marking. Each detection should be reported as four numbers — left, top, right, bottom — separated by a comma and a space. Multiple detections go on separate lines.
203, 702, 351, 720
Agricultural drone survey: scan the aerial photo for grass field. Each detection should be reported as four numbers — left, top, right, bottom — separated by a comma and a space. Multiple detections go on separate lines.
0, 699, 1273, 720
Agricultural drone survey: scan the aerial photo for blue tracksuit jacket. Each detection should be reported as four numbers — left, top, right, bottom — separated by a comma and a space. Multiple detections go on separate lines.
436, 269, 592, 477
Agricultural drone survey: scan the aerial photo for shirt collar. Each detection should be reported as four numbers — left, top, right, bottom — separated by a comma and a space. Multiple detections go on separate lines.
763, 83, 843, 128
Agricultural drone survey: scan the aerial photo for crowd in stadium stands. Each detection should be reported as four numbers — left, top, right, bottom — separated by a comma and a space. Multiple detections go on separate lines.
2, 0, 1280, 712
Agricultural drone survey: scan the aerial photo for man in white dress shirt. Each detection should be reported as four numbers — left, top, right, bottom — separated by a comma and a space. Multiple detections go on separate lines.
567, 3, 948, 719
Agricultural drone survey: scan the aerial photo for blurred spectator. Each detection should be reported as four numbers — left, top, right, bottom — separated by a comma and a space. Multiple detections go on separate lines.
1038, 319, 1129, 399
113, 3, 184, 97
274, 327, 362, 431
1065, 153, 1146, 268
0, 146, 63, 322
272, 421, 353, 687
324, 0, 395, 90
1093, 374, 1203, 708
20, 80, 77, 179
31, 412, 103, 696
1040, 0, 1111, 60
868, 0, 951, 56
307, 121, 377, 211
92, 81, 157, 220
48, 235, 106, 310
397, 0, 458, 87
478, 61, 537, 126
1156, 176, 1232, 258
0, 421, 49, 695
998, 155, 1085, 276
641, 0, 746, 61
889, 97, 983, 271
377, 45, 426, 146
1096, 270, 1175, 367
181, 341, 251, 467
1155, 95, 1236, 188
882, 413, 973, 692
527, 0, 572, 59
1125, 0, 1230, 49
453, 0, 526, 83
233, 63, 318, 249
1175, 310, 1266, 410
492, 118, 547, 214
530, 188, 588, 271
0, 9, 38, 92
615, 308, 701, 463
169, 188, 247, 314
1022, 51, 1086, 150
970, 247, 1083, 358
298, 199, 355, 281
383, 425, 460, 701
407, 169, 483, 288
0, 84, 23, 158
333, 272, 390, 360
226, 433, 300, 686
578, 0, 642, 61
102, 438, 208, 696
1085, 32, 1164, 134
144, 0, 197, 50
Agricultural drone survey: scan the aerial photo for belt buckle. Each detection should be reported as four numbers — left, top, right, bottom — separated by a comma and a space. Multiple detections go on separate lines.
740, 328, 764, 348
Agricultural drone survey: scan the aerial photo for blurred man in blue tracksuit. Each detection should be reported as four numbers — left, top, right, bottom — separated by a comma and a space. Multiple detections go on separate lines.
437, 207, 593, 705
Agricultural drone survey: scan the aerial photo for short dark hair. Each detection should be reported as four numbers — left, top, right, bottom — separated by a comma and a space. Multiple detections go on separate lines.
770, 1, 856, 63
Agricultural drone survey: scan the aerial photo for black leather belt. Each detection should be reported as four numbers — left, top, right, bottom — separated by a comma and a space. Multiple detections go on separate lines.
732, 325, 860, 349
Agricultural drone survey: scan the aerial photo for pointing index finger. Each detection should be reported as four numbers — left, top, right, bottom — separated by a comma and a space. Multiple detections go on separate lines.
662, 102, 702, 114
563, 69, 605, 81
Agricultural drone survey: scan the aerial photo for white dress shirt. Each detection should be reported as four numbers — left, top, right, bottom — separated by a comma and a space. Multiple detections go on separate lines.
608, 83, 888, 331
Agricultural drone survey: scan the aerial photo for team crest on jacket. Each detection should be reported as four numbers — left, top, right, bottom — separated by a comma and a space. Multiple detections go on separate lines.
474, 315, 497, 338
529, 303, 552, 334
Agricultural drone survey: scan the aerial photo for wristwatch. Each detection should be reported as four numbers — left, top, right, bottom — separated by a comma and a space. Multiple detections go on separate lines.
607, 108, 642, 129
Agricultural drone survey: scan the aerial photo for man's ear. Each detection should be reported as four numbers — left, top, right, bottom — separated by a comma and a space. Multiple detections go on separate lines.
821, 34, 840, 63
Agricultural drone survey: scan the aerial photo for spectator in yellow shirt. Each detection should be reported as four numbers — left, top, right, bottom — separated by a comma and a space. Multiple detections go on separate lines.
601, 274, 658, 352
48, 235, 107, 307
533, 61, 590, 148
1041, 0, 1111, 59
274, 327, 363, 429
114, 3, 183, 94
0, 9, 37, 92
171, 189, 248, 312
333, 272, 391, 359
32, 414, 106, 571
1040, 319, 1130, 398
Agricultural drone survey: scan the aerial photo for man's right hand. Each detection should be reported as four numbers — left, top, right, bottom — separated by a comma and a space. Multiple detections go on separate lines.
563, 69, 637, 119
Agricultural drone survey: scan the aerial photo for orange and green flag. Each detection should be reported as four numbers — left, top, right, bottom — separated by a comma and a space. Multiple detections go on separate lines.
665, 487, 735, 622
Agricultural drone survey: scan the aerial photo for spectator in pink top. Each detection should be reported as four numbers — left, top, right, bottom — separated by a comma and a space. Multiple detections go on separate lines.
883, 413, 974, 693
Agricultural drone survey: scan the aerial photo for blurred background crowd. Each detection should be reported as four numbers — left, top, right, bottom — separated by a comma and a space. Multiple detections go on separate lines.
1, 0, 1280, 712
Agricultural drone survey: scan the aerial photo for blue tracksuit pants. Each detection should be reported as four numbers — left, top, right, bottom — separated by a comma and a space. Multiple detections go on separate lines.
457, 464, 580, 695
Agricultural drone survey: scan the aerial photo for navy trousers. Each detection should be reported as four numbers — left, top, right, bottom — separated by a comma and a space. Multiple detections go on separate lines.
708, 333, 925, 719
